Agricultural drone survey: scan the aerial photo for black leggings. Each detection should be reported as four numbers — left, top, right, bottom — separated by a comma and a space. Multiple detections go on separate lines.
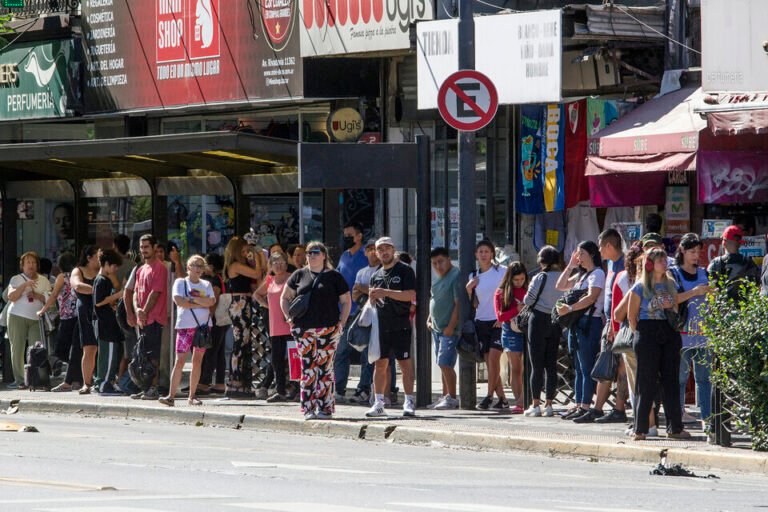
201, 325, 228, 386
270, 335, 291, 396
54, 317, 78, 363
634, 319, 683, 435
527, 309, 560, 401
61, 318, 83, 385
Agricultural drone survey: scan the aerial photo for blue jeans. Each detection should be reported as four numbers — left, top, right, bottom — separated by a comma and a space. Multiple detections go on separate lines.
431, 331, 459, 367
568, 315, 603, 405
679, 346, 712, 420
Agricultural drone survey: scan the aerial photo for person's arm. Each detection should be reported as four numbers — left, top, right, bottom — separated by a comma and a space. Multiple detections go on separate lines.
613, 291, 629, 325
280, 281, 297, 324
38, 274, 65, 315
8, 276, 34, 302
169, 247, 185, 279
556, 251, 580, 291
253, 278, 269, 309
70, 268, 93, 295
337, 291, 352, 332
444, 298, 459, 337
209, 278, 221, 318
627, 289, 641, 331
95, 281, 123, 308
522, 274, 541, 306
369, 287, 416, 303
231, 261, 263, 287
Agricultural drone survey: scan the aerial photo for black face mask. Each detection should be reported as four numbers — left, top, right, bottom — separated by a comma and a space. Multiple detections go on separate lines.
343, 236, 355, 250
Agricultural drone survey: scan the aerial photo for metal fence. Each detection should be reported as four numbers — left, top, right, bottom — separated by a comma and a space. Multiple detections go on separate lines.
710, 358, 753, 447
0, 0, 79, 16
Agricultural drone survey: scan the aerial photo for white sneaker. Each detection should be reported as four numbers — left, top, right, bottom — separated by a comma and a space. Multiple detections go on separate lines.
648, 426, 659, 437
427, 394, 446, 409
543, 405, 554, 417
524, 405, 542, 417
365, 402, 387, 418
403, 397, 416, 417
434, 396, 459, 410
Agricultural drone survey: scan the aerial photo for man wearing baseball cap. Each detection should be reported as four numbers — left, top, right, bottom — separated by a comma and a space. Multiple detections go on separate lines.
366, 236, 417, 417
707, 225, 759, 300
641, 232, 676, 267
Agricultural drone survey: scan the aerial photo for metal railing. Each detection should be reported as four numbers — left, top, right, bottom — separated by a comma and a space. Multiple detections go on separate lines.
0, 0, 79, 16
710, 358, 753, 447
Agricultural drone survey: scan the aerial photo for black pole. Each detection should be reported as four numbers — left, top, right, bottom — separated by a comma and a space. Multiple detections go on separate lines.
415, 135, 432, 408
457, 0, 477, 409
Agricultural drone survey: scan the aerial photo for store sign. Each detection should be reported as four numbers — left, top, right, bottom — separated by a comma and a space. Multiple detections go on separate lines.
665, 186, 690, 235
701, 219, 731, 239
698, 150, 768, 204
417, 10, 562, 109
300, 0, 434, 57
702, 0, 768, 91
0, 40, 80, 120
327, 108, 364, 142
82, 0, 303, 113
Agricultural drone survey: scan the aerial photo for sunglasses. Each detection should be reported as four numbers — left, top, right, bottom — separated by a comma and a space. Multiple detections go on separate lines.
307, 250, 323, 256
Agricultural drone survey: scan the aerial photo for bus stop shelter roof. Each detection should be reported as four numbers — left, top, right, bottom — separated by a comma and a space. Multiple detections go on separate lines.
0, 132, 298, 182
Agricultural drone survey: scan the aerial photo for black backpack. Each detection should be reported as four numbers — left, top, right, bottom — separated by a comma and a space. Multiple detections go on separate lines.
128, 331, 156, 390
24, 342, 51, 391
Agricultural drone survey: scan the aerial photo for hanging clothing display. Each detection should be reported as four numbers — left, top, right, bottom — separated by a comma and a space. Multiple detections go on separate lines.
565, 202, 600, 256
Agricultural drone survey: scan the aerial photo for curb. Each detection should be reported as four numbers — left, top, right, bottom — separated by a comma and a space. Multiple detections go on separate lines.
4, 398, 767, 476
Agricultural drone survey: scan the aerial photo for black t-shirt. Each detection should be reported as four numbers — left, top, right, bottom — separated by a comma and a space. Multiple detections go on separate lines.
93, 274, 125, 343
287, 268, 349, 330
369, 261, 416, 331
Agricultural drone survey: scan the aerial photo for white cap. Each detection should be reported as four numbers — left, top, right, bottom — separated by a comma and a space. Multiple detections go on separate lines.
375, 236, 396, 250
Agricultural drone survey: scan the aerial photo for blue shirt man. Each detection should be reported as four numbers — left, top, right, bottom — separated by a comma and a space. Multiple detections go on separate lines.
337, 222, 369, 315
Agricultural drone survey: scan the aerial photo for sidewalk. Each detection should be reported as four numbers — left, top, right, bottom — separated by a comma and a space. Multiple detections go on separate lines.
2, 383, 766, 476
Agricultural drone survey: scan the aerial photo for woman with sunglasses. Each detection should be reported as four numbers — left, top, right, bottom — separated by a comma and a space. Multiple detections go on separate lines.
160, 255, 216, 406
281, 242, 351, 420
627, 248, 691, 440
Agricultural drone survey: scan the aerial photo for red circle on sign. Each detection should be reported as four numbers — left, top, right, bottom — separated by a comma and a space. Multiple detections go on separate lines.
437, 70, 499, 132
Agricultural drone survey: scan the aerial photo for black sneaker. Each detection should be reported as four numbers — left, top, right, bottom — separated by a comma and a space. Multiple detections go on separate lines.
573, 408, 604, 423
476, 396, 493, 410
99, 382, 122, 397
561, 407, 587, 420
492, 399, 510, 410
594, 408, 628, 424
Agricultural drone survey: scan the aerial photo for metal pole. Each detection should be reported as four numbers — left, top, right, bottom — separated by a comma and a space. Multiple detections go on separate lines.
457, 0, 477, 409
415, 135, 432, 407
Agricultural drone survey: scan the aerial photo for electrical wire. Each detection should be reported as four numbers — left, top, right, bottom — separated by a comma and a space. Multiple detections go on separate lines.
0, 17, 42, 55
473, 0, 521, 13
169, 7, 208, 106
210, 0, 251, 103
612, 4, 701, 55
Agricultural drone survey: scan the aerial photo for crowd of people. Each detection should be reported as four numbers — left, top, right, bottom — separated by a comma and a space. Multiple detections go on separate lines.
0, 215, 759, 436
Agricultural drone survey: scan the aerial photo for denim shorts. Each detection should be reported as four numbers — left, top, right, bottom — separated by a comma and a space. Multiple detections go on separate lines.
432, 331, 459, 367
501, 323, 524, 353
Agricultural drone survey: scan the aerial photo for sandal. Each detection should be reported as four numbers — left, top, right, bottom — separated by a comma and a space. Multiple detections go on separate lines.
78, 385, 91, 395
158, 396, 175, 407
51, 383, 72, 392
633, 433, 647, 441
188, 397, 203, 406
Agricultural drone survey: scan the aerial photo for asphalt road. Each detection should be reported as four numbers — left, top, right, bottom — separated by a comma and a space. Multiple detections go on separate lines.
0, 413, 765, 512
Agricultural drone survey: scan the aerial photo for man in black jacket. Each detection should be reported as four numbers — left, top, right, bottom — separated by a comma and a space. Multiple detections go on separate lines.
708, 225, 759, 300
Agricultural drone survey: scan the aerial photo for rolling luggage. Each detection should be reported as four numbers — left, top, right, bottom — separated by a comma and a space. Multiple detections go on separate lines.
24, 319, 52, 391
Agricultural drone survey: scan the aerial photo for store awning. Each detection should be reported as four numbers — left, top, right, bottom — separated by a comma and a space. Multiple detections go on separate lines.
586, 86, 706, 174
695, 92, 768, 136
0, 132, 298, 182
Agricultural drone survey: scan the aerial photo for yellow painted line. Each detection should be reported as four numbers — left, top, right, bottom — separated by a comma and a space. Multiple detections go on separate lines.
0, 477, 116, 492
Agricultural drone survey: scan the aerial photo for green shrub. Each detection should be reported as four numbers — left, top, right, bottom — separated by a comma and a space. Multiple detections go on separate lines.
702, 278, 768, 451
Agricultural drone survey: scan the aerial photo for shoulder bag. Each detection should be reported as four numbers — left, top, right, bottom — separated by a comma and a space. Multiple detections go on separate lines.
665, 268, 688, 332
551, 270, 596, 329
611, 322, 635, 354
458, 319, 484, 364
511, 273, 547, 334
591, 325, 619, 382
287, 269, 322, 321
185, 280, 213, 350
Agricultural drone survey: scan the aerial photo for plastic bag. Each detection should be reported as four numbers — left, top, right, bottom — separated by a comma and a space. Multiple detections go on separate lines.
367, 308, 380, 364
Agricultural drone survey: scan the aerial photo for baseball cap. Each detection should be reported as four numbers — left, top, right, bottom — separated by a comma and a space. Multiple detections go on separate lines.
365, 238, 377, 248
722, 225, 746, 244
375, 236, 396, 249
641, 232, 663, 248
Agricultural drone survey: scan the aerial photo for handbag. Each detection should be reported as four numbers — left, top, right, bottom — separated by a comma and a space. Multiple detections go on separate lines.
666, 269, 689, 332
591, 332, 618, 382
129, 328, 157, 389
347, 305, 372, 352
469, 270, 480, 310
512, 273, 547, 334
551, 270, 596, 329
287, 270, 322, 321
185, 280, 213, 350
287, 340, 301, 381
457, 319, 484, 363
611, 322, 636, 354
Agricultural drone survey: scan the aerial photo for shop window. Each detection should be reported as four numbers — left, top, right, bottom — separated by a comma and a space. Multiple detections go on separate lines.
166, 195, 235, 257
86, 197, 153, 253
16, 199, 75, 274
249, 194, 322, 249
162, 119, 203, 134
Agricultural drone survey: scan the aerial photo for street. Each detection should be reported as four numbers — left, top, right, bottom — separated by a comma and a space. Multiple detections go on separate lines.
0, 414, 765, 512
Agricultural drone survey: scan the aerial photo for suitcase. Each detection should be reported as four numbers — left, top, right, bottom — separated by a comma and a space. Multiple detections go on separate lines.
24, 318, 52, 391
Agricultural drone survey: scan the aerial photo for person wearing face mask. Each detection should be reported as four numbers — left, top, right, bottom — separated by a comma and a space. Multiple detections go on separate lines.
333, 222, 370, 404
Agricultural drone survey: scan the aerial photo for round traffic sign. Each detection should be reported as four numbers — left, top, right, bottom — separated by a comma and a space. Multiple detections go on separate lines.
437, 70, 499, 132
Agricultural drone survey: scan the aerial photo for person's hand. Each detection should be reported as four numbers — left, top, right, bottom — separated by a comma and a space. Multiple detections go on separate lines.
169, 246, 181, 265
466, 277, 479, 292
661, 295, 675, 309
25, 280, 37, 290
427, 317, 433, 330
336, 320, 344, 335
606, 328, 615, 342
36, 308, 46, 317
369, 288, 385, 302
567, 250, 580, 268
557, 304, 570, 317
694, 284, 712, 296
493, 320, 502, 328
443, 325, 455, 337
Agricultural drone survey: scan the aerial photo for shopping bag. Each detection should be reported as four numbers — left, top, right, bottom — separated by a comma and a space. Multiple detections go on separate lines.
287, 340, 301, 382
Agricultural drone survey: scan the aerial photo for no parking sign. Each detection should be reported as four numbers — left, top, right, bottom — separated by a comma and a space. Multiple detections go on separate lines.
437, 70, 499, 132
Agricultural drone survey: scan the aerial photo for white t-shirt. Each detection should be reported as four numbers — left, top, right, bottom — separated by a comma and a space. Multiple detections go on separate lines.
355, 265, 379, 287
8, 273, 52, 321
172, 278, 214, 329
573, 268, 606, 318
469, 265, 505, 321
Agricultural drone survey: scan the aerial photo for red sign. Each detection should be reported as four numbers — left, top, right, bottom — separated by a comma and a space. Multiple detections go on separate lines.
437, 70, 498, 132
83, 0, 302, 114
